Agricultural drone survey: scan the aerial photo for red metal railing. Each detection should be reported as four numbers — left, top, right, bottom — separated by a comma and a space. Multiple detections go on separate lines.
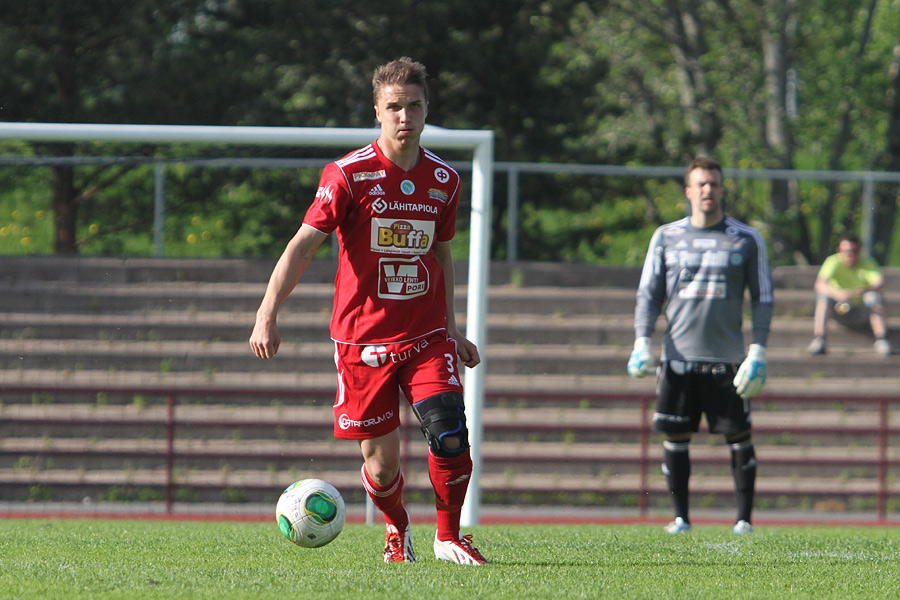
1, 384, 897, 521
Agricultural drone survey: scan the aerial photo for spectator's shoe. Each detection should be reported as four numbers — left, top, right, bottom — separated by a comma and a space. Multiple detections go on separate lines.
875, 338, 892, 356
664, 517, 691, 534
808, 336, 827, 355
384, 522, 416, 563
733, 520, 754, 535
433, 533, 489, 565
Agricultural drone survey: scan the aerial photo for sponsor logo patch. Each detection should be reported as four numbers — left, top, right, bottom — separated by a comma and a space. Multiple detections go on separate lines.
428, 188, 449, 203
361, 345, 390, 367
338, 410, 394, 430
369, 184, 386, 196
371, 218, 435, 255
378, 257, 429, 299
353, 170, 386, 182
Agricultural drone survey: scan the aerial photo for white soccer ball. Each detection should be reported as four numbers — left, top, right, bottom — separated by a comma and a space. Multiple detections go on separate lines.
276, 479, 346, 548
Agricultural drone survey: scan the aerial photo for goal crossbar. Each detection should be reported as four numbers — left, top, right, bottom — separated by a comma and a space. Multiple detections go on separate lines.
0, 122, 494, 526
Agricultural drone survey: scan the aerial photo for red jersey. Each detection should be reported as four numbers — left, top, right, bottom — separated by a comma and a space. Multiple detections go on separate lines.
303, 141, 461, 345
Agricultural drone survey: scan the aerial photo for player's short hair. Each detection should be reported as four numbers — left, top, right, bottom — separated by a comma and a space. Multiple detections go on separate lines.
685, 156, 723, 185
372, 57, 429, 104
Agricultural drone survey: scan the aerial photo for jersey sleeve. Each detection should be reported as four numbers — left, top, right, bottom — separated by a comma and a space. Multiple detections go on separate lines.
745, 228, 774, 347
435, 171, 461, 243
302, 162, 352, 235
634, 227, 667, 339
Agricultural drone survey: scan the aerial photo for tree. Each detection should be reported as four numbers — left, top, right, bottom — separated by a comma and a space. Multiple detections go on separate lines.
0, 1, 205, 253
570, 0, 900, 264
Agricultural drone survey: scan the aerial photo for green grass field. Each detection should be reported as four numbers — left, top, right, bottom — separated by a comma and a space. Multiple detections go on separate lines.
2, 519, 898, 599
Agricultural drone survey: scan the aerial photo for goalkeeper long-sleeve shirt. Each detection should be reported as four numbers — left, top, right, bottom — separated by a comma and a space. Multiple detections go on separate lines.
634, 215, 773, 364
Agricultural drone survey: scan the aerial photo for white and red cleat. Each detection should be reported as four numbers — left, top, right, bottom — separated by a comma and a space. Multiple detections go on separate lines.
383, 522, 416, 563
433, 533, 489, 565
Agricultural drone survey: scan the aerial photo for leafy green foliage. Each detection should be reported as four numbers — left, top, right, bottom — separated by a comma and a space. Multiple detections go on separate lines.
1, 1, 900, 263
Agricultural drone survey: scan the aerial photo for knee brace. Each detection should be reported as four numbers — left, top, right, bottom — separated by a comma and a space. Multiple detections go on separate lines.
412, 392, 469, 458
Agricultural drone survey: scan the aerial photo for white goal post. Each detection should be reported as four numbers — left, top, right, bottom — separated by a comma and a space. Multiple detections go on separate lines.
0, 122, 494, 526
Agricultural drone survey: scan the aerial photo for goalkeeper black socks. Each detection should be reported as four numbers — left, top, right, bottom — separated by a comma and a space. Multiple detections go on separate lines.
730, 437, 757, 523
662, 440, 691, 521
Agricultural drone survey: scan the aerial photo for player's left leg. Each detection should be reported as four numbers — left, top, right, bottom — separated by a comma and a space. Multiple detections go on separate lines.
404, 335, 487, 564
710, 366, 757, 533
706, 365, 756, 533
411, 391, 486, 564
725, 430, 756, 534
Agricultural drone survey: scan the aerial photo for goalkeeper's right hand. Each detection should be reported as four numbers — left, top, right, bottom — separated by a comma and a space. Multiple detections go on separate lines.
627, 337, 655, 378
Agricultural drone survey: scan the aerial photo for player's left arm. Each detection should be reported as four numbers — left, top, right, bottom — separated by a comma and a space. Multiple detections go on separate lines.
734, 231, 774, 399
433, 240, 480, 368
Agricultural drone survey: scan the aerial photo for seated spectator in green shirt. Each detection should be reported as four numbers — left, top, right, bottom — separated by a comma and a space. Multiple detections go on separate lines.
809, 232, 892, 356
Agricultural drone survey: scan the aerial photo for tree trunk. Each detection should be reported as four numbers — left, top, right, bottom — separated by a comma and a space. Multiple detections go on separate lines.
52, 164, 78, 254
873, 32, 900, 264
758, 0, 808, 263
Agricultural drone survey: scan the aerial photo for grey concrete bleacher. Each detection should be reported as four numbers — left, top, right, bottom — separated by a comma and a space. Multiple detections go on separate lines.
1, 256, 899, 516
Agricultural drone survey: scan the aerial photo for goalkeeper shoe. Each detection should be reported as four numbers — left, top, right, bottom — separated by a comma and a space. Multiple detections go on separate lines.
433, 533, 489, 565
733, 520, 754, 535
384, 522, 416, 563
664, 517, 691, 534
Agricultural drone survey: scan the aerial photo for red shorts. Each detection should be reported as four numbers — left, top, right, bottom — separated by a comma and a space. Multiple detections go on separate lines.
332, 331, 464, 440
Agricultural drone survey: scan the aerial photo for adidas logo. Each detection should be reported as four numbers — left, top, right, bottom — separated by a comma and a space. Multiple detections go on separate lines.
448, 375, 460, 387
369, 184, 386, 196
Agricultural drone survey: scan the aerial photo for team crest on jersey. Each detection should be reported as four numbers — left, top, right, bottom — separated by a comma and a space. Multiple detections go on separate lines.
353, 170, 386, 182
434, 167, 450, 183
400, 180, 415, 195
371, 218, 435, 255
378, 257, 429, 299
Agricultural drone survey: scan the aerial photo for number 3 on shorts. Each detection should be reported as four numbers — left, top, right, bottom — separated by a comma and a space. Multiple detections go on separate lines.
444, 353, 456, 373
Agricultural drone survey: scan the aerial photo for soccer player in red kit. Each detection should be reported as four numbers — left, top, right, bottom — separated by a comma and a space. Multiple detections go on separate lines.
249, 57, 487, 565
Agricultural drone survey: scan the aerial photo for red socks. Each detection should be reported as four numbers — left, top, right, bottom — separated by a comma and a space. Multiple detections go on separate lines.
428, 449, 473, 541
360, 464, 409, 530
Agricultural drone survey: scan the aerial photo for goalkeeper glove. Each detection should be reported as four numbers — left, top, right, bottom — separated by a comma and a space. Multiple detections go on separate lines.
733, 344, 767, 400
627, 337, 655, 378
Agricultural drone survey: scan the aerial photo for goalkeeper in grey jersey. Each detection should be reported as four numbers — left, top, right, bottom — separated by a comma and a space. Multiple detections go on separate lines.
628, 156, 773, 535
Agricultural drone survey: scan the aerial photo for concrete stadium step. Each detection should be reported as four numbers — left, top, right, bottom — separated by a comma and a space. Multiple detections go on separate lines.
10, 278, 883, 319
0, 310, 829, 349
0, 311, 330, 343
2, 367, 898, 398
1, 281, 333, 314
4, 337, 897, 379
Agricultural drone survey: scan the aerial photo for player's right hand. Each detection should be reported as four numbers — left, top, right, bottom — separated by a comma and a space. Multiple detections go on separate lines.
249, 318, 281, 359
627, 337, 655, 378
